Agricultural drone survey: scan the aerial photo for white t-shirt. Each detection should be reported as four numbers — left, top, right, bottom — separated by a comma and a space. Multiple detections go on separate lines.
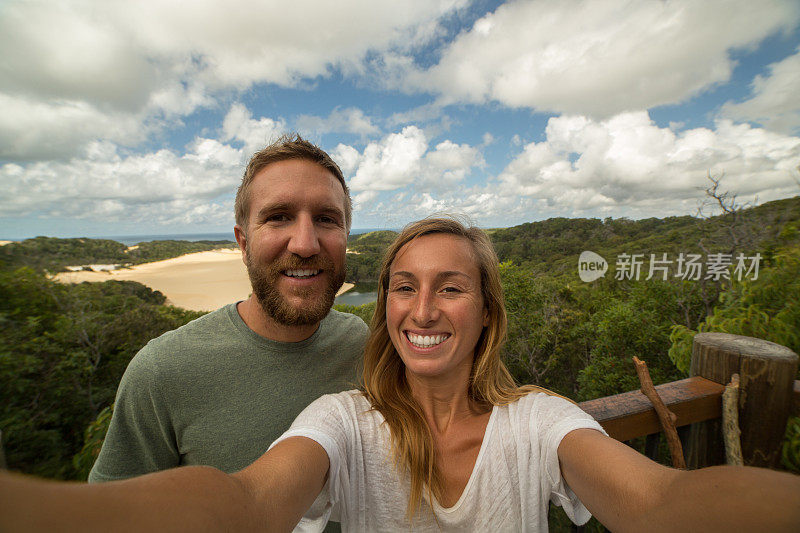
272, 390, 605, 532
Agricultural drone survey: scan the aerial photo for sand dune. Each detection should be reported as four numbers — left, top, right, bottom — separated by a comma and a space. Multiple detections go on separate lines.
54, 249, 354, 312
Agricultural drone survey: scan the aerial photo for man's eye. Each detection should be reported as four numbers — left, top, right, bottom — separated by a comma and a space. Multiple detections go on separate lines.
266, 214, 290, 222
317, 214, 342, 226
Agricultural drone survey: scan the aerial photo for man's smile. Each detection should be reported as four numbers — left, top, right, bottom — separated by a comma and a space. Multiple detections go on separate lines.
283, 268, 321, 279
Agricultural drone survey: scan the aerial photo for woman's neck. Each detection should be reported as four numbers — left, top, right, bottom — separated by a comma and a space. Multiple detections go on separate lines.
406, 371, 489, 435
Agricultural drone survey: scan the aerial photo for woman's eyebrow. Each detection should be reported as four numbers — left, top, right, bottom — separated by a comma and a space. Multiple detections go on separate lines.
389, 270, 472, 281
436, 271, 470, 280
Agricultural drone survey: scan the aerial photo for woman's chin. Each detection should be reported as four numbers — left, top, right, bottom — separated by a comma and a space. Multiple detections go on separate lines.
403, 358, 471, 384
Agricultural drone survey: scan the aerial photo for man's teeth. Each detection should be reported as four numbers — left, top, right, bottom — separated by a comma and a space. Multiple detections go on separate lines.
284, 269, 320, 278
407, 332, 448, 348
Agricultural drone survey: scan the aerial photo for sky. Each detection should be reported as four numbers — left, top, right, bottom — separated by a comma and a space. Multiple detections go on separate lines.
1, 0, 800, 239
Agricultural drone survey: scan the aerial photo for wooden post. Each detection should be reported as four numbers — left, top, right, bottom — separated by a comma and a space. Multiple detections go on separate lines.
0, 429, 6, 470
686, 332, 798, 469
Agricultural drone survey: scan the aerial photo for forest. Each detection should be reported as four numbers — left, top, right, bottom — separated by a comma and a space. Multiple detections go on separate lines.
2, 192, 799, 527
0, 237, 235, 273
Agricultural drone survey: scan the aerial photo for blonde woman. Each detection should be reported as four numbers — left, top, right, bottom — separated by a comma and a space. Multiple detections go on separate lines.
2, 217, 799, 532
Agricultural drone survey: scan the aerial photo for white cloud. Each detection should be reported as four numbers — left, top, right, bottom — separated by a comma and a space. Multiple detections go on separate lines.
341, 127, 482, 193
0, 0, 464, 160
0, 94, 150, 161
0, 139, 243, 226
351, 111, 800, 227
419, 140, 483, 188
348, 126, 429, 191
296, 107, 380, 137
494, 111, 800, 215
398, 0, 800, 116
721, 47, 800, 134
332, 144, 362, 177
221, 104, 287, 156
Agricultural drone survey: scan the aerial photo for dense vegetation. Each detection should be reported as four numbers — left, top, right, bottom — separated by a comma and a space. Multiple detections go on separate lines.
0, 267, 203, 479
1, 193, 798, 531
0, 237, 236, 273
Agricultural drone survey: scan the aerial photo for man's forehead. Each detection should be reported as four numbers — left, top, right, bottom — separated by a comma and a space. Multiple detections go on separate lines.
249, 161, 346, 210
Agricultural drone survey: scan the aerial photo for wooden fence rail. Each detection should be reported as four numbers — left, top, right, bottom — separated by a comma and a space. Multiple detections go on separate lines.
579, 377, 725, 442
578, 332, 799, 469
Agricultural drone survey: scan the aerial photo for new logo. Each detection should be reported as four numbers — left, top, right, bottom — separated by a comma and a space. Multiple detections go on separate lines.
578, 251, 608, 282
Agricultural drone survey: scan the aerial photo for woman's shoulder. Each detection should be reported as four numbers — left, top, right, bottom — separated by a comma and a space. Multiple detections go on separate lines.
505, 387, 577, 409
295, 389, 375, 423
499, 389, 595, 429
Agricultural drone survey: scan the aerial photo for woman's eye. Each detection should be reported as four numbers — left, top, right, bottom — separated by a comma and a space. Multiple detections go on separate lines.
442, 286, 461, 293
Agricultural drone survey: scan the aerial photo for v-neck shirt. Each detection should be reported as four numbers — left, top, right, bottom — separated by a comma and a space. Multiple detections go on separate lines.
273, 390, 604, 532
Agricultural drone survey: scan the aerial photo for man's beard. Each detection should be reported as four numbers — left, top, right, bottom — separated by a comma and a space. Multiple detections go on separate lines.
246, 251, 345, 327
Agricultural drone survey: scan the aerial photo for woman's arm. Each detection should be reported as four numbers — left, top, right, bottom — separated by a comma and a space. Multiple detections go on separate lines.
558, 428, 800, 532
0, 436, 328, 532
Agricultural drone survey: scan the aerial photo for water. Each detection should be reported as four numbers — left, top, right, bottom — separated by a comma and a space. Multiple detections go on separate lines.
102, 228, 385, 246
335, 282, 379, 306
335, 290, 379, 306
105, 232, 237, 246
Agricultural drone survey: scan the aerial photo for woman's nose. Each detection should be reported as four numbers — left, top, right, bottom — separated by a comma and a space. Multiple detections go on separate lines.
411, 291, 439, 325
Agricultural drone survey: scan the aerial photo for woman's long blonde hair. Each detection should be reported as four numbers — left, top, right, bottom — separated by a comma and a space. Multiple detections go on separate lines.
361, 216, 554, 519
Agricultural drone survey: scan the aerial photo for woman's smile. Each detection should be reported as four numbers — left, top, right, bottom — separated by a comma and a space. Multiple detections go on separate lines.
404, 331, 451, 349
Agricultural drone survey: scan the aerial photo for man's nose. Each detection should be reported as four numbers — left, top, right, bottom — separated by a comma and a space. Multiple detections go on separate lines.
411, 291, 439, 325
287, 216, 321, 258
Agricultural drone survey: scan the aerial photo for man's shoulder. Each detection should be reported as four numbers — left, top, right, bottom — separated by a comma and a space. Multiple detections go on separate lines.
145, 304, 236, 348
131, 304, 238, 367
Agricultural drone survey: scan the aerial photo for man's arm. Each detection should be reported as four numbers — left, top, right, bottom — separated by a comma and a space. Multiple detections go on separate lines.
558, 428, 800, 532
0, 436, 328, 532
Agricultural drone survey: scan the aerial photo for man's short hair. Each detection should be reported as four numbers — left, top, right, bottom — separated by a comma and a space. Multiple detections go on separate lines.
235, 133, 352, 232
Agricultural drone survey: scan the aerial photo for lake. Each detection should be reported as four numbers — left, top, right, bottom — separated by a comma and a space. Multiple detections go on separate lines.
335, 282, 378, 306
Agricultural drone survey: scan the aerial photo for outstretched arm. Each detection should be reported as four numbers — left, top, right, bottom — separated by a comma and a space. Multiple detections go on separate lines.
558, 429, 800, 532
0, 436, 328, 532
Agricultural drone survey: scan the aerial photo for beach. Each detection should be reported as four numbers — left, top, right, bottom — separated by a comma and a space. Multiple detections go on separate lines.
54, 249, 354, 312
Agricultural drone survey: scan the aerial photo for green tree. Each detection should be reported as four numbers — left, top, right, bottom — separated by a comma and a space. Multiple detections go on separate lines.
0, 268, 203, 479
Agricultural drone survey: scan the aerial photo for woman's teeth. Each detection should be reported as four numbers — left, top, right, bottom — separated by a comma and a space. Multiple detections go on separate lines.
284, 269, 320, 278
406, 332, 448, 348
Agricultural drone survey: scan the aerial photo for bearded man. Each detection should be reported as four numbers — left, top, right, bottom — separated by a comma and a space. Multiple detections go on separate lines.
89, 135, 368, 505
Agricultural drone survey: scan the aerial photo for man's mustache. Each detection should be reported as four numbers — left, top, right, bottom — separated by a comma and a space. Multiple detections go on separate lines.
270, 255, 335, 272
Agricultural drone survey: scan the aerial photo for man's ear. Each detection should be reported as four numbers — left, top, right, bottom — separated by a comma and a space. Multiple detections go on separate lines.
234, 225, 248, 263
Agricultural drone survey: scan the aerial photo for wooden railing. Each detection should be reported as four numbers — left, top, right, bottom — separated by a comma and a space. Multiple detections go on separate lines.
577, 332, 800, 469
579, 376, 725, 441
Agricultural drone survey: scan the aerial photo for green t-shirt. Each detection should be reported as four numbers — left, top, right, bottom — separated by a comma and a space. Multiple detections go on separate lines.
89, 303, 368, 481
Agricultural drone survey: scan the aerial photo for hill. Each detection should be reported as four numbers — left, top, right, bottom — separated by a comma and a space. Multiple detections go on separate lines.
345, 196, 800, 282
490, 196, 800, 275
0, 237, 236, 273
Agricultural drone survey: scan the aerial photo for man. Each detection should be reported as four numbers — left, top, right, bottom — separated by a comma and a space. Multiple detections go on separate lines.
89, 135, 368, 487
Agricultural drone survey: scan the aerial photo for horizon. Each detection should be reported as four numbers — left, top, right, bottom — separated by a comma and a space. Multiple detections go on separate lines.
5, 192, 798, 242
2, 1, 799, 238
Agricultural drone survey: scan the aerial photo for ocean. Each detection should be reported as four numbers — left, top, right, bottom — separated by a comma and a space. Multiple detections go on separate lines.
0, 228, 390, 246
104, 228, 387, 246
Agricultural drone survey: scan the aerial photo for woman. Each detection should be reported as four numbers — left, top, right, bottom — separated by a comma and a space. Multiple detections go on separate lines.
1, 217, 799, 532
278, 216, 603, 530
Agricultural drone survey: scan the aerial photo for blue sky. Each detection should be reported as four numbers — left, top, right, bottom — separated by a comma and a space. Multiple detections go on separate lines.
1, 0, 799, 239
